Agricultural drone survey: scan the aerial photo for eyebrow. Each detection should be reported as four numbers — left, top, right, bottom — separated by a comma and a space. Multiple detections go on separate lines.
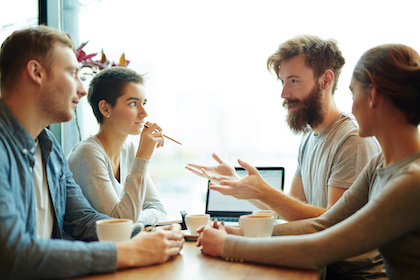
278, 74, 301, 81
125, 97, 147, 102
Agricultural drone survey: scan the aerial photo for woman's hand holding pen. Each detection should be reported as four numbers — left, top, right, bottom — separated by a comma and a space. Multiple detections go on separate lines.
136, 122, 164, 160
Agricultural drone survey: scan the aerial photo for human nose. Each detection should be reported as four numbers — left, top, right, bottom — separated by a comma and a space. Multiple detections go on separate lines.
280, 84, 289, 99
138, 105, 148, 118
76, 76, 87, 97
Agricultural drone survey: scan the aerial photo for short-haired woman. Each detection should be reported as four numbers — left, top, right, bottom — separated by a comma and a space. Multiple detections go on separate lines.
68, 67, 167, 225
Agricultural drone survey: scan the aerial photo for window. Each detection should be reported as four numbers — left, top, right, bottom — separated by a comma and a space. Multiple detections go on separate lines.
0, 1, 38, 49
61, 0, 419, 220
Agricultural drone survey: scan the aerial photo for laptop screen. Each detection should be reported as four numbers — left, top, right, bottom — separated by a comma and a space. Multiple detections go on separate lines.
205, 167, 285, 218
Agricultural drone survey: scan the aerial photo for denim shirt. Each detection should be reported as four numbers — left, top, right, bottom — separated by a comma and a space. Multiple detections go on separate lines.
0, 100, 117, 279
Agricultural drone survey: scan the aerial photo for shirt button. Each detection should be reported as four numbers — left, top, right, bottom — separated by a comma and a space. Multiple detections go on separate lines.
29, 167, 33, 172
30, 148, 35, 153
22, 149, 28, 154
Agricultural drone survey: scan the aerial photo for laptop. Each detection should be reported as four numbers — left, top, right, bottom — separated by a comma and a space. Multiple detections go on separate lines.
205, 167, 285, 224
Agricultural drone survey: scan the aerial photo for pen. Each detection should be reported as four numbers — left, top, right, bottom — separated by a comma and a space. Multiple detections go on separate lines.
144, 124, 182, 145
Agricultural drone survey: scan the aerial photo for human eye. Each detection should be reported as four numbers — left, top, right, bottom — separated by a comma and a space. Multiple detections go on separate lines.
128, 101, 136, 106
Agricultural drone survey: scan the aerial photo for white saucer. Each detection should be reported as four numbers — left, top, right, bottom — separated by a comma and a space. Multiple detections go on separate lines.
182, 229, 198, 240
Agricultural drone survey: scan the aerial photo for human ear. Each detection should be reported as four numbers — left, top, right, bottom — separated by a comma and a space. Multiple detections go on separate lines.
26, 60, 45, 85
368, 85, 380, 108
321, 70, 334, 89
98, 100, 111, 118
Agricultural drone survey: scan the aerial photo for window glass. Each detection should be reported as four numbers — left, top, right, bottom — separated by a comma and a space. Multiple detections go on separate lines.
64, 0, 420, 220
0, 1, 38, 51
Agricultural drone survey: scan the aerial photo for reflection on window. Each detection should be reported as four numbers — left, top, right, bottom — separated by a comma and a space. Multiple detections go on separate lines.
63, 0, 419, 220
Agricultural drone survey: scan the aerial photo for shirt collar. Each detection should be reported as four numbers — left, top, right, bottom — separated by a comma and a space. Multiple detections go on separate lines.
0, 99, 37, 155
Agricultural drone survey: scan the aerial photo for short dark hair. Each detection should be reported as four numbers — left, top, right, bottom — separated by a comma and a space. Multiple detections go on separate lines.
0, 25, 74, 90
88, 67, 145, 123
353, 44, 420, 126
267, 35, 345, 93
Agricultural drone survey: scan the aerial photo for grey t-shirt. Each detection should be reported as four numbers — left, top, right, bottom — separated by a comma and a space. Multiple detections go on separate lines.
296, 112, 380, 207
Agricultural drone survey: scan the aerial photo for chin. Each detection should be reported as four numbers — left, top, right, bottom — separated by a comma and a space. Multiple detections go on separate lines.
130, 129, 142, 136
59, 111, 75, 123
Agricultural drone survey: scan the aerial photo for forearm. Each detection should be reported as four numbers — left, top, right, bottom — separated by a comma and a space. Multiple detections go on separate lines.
139, 197, 167, 225
248, 199, 270, 210
1, 225, 116, 279
258, 185, 327, 221
111, 159, 150, 221
222, 234, 328, 270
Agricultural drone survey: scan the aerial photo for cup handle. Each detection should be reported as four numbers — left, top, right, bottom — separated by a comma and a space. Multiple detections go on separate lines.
131, 222, 145, 238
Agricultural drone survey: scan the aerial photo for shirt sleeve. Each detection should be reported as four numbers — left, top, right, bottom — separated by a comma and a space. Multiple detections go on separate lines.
327, 135, 379, 189
221, 157, 420, 272
0, 144, 117, 279
68, 140, 166, 225
129, 159, 167, 224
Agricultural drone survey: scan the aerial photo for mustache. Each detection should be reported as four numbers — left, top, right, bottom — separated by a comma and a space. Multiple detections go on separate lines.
282, 98, 301, 108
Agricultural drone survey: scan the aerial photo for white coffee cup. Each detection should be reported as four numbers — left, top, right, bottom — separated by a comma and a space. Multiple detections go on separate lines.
96, 219, 144, 243
252, 209, 277, 224
185, 214, 210, 236
239, 215, 274, 237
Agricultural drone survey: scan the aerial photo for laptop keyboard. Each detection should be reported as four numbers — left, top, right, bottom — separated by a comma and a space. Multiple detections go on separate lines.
212, 217, 239, 222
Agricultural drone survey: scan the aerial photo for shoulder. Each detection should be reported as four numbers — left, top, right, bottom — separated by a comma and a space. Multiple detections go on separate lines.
329, 113, 379, 151
398, 156, 420, 181
385, 157, 420, 196
298, 131, 314, 148
330, 113, 359, 138
69, 136, 104, 155
67, 136, 107, 163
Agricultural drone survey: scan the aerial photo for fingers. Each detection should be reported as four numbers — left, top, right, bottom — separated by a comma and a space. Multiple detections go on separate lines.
166, 245, 183, 256
218, 220, 225, 231
238, 159, 258, 175
208, 182, 233, 195
169, 223, 182, 232
156, 137, 165, 148
186, 163, 207, 170
212, 219, 219, 229
164, 226, 183, 241
165, 237, 184, 257
212, 153, 224, 164
185, 165, 207, 178
143, 122, 164, 141
201, 169, 217, 180
202, 170, 233, 183
144, 122, 163, 132
196, 225, 205, 234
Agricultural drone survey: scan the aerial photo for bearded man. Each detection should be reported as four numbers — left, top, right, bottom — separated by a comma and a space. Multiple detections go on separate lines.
186, 35, 386, 279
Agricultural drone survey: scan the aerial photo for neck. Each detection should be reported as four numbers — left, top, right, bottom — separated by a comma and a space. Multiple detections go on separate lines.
96, 125, 128, 161
312, 93, 340, 135
376, 123, 420, 167
1, 91, 48, 139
